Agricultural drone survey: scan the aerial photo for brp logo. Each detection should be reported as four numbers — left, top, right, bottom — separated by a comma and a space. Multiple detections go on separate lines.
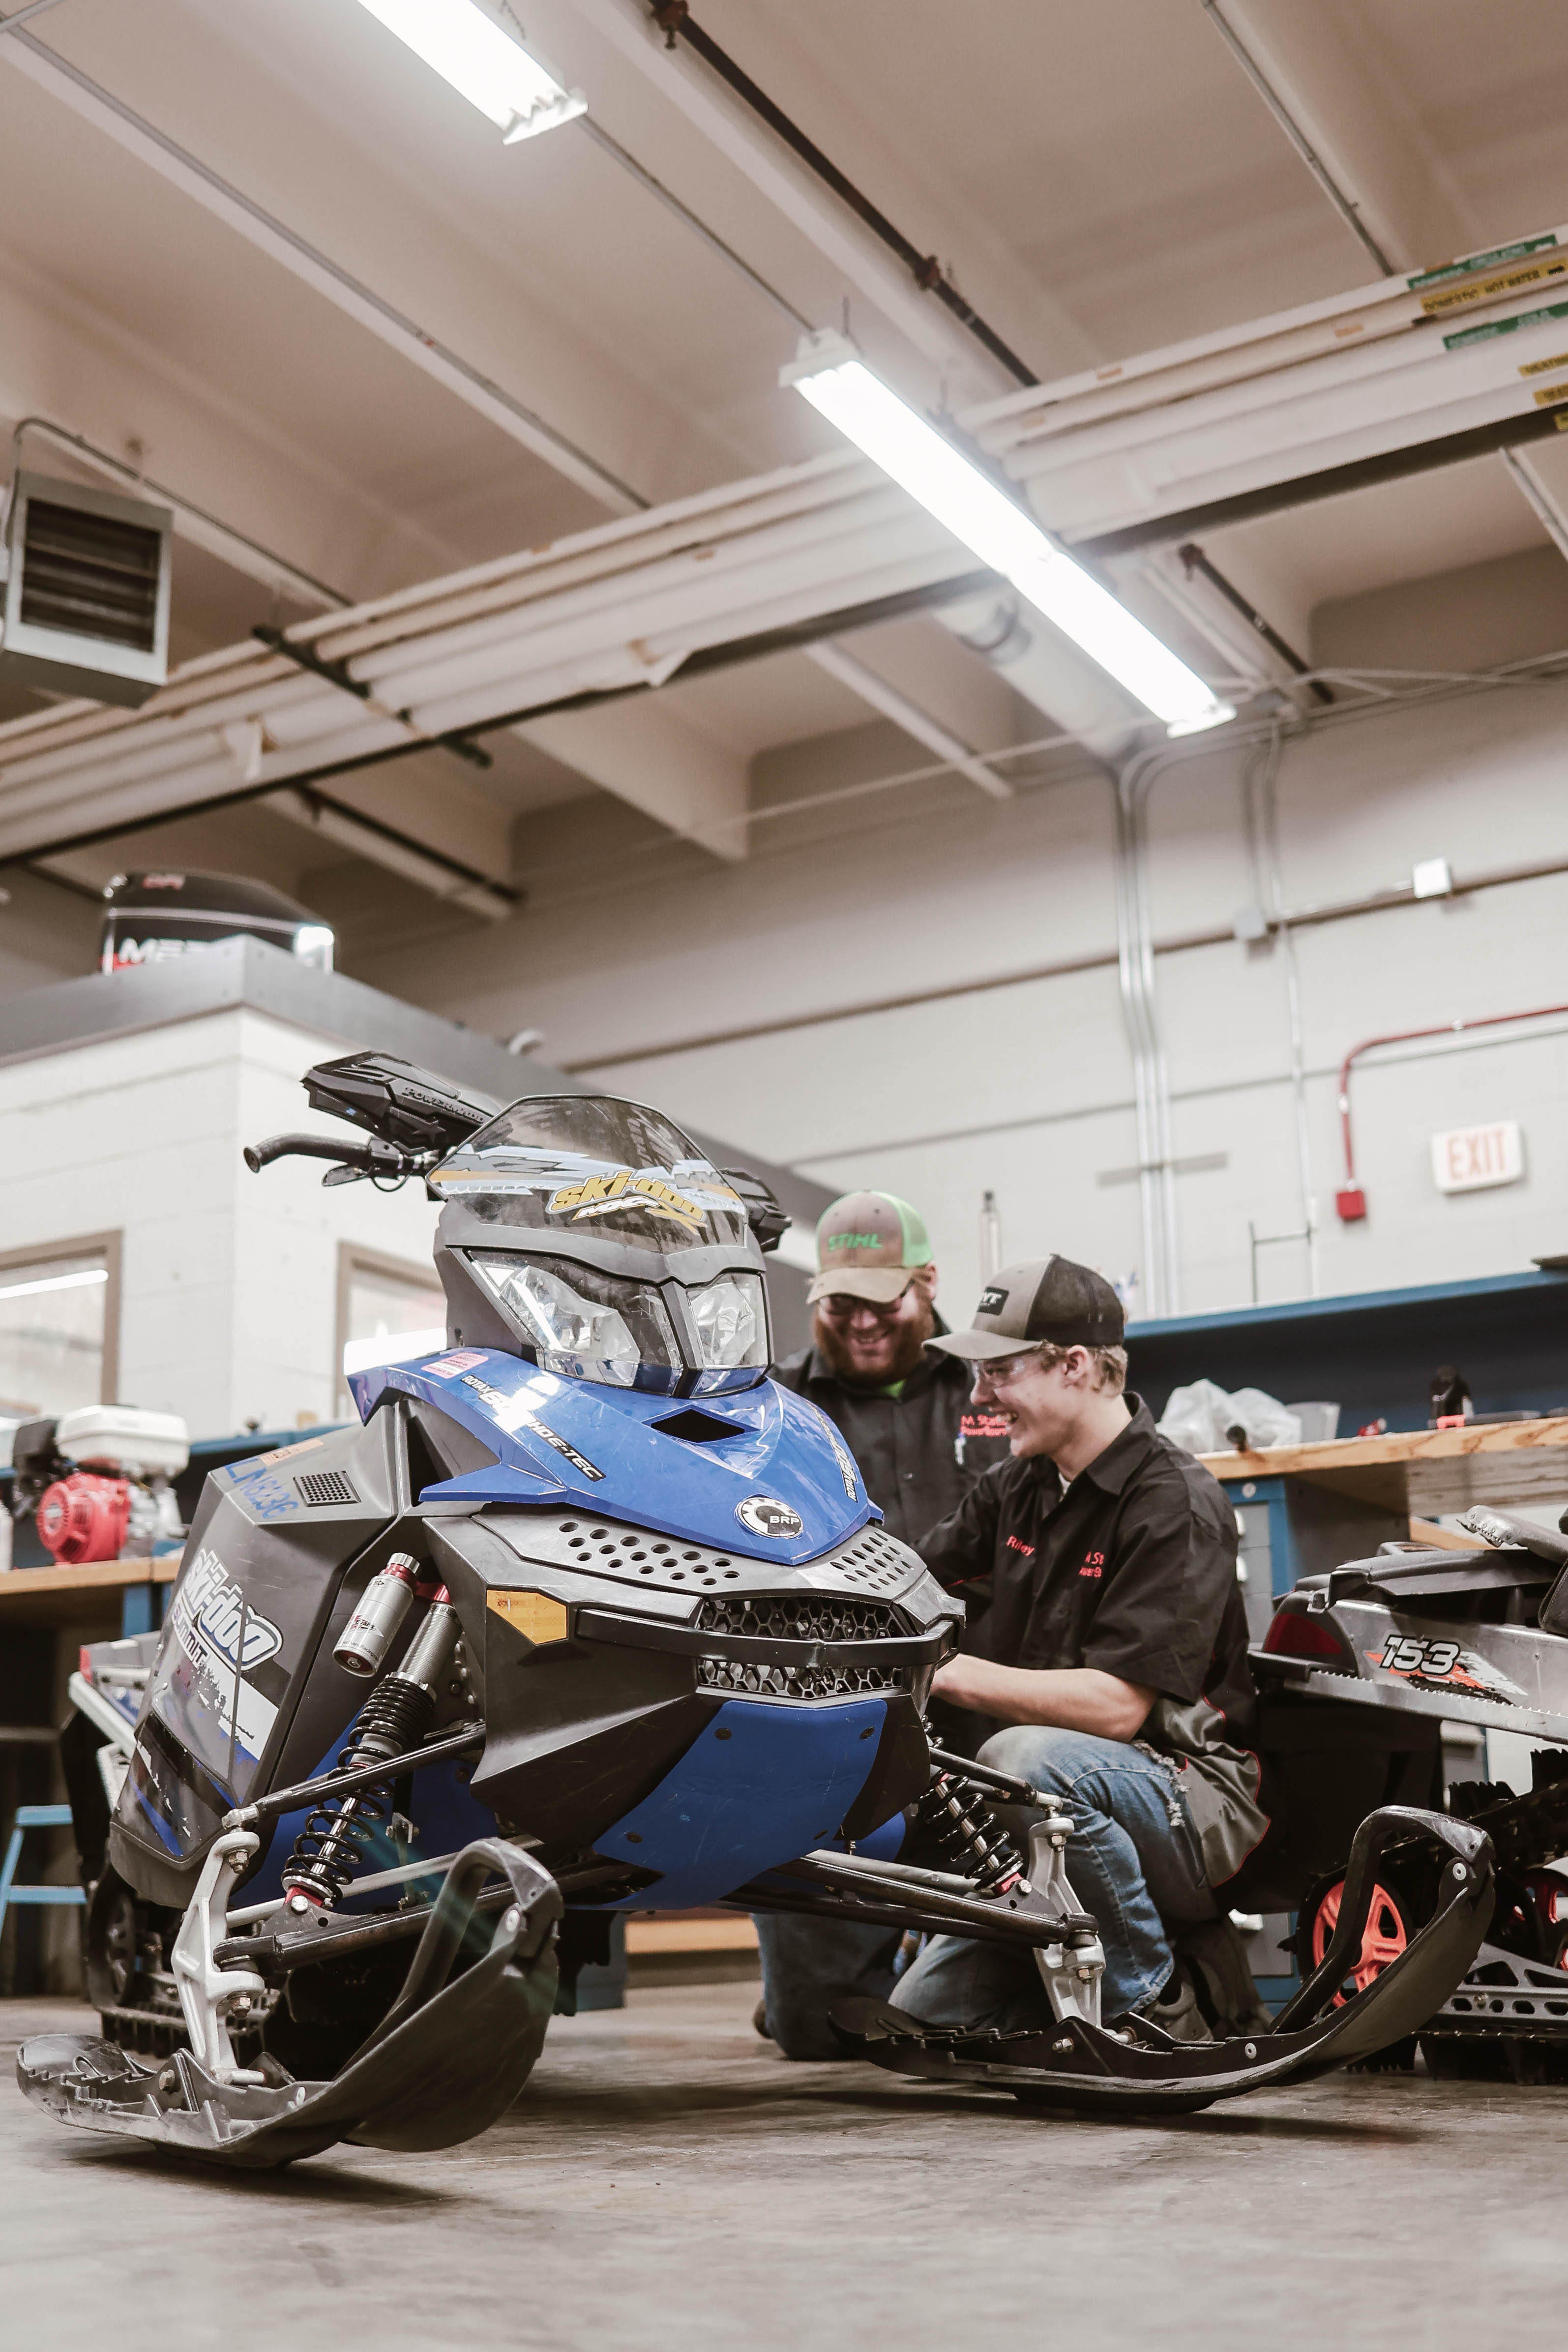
736, 1495, 804, 1541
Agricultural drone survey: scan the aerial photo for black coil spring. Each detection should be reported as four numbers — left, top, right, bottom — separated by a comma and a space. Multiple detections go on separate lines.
280, 1674, 434, 1908
914, 1769, 1024, 1895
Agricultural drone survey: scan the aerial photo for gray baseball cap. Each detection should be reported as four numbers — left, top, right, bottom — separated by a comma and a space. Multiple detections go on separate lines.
926, 1255, 1124, 1362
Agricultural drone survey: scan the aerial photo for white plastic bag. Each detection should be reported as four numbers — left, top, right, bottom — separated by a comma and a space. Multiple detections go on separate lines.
1156, 1381, 1302, 1457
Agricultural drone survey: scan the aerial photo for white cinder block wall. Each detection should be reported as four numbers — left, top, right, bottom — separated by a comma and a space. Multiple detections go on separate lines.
0, 1008, 439, 1437
358, 677, 1568, 1327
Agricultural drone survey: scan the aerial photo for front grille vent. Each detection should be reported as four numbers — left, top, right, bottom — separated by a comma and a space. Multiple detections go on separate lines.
699, 1655, 905, 1700
19, 498, 163, 650
694, 1594, 910, 1642
295, 1470, 360, 1507
801, 1524, 914, 1597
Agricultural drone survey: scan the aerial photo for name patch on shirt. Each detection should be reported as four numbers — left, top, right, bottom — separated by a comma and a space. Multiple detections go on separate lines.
1079, 1551, 1105, 1578
1005, 1534, 1035, 1557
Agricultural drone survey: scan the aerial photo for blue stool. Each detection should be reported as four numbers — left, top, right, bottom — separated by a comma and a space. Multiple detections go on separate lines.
0, 1805, 87, 1939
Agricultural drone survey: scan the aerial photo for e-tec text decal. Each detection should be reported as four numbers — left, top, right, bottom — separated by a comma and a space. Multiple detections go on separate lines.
458, 1373, 605, 1481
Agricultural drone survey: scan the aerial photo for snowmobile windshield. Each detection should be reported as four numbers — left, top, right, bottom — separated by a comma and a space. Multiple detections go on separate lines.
466, 1252, 769, 1394
430, 1094, 752, 1254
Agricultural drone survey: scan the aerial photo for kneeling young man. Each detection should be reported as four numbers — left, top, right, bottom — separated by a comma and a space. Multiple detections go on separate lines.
896, 1255, 1266, 2041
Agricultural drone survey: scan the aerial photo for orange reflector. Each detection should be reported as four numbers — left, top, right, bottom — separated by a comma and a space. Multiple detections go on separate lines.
487, 1590, 570, 1645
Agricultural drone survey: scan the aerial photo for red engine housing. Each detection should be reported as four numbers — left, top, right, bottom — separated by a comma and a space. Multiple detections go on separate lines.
35, 1472, 132, 1565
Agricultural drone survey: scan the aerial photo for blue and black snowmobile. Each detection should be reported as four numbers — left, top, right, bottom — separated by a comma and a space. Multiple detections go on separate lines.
21, 1053, 1497, 2166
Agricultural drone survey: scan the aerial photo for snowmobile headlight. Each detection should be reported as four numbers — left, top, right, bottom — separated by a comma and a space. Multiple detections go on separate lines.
686, 1271, 768, 1375
469, 1254, 682, 1389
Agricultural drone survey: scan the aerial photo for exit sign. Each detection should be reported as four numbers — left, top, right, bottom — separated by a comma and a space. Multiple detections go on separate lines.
1431, 1121, 1524, 1193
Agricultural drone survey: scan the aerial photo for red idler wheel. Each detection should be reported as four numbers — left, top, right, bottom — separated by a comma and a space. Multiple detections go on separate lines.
35, 1473, 132, 1565
1308, 1876, 1410, 2006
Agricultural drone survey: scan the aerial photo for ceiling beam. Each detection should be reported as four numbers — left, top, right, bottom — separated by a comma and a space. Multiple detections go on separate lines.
0, 249, 461, 601
557, 0, 1022, 395
0, 17, 644, 514
804, 642, 1013, 798
516, 698, 750, 860
1201, 0, 1476, 278
265, 786, 518, 921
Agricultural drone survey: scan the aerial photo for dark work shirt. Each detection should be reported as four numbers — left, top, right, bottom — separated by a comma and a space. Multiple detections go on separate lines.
917, 1396, 1266, 1885
774, 1320, 1012, 1548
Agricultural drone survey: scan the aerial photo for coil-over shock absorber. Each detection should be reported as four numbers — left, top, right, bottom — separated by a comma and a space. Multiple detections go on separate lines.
280, 1566, 463, 1914
912, 1766, 1024, 1897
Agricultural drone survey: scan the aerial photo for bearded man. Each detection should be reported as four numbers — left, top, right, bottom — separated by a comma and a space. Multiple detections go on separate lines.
772, 1191, 1011, 1544
757, 1191, 1011, 2057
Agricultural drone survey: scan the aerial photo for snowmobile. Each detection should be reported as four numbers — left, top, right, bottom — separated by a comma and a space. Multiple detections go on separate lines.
1254, 1503, 1568, 2079
20, 1052, 1497, 2166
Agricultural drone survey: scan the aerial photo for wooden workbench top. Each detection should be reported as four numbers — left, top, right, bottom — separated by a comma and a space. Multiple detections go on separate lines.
0, 1554, 178, 1630
1202, 1414, 1568, 1517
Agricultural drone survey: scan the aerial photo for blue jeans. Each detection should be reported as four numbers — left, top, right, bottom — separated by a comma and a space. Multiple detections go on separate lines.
754, 1915, 904, 2060
892, 1727, 1216, 2025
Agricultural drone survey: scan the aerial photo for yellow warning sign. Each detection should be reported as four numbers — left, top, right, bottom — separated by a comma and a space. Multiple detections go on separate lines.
487, 1590, 570, 1645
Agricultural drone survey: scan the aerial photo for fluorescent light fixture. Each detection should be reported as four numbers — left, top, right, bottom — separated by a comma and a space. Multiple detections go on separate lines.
354, 0, 586, 143
782, 331, 1234, 739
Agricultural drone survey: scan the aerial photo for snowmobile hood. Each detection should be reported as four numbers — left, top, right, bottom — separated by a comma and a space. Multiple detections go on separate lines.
351, 1348, 873, 1566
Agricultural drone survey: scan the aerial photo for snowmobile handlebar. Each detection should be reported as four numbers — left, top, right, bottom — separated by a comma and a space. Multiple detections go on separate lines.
243, 1131, 416, 1181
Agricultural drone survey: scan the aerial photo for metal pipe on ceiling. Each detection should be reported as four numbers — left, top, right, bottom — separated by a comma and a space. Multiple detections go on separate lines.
1499, 448, 1568, 567
0, 0, 72, 31
0, 11, 647, 514
1196, 0, 1400, 277
1177, 541, 1331, 704
5, 417, 352, 612
1075, 404, 1568, 564
576, 117, 812, 330
645, 0, 1039, 388
264, 787, 520, 922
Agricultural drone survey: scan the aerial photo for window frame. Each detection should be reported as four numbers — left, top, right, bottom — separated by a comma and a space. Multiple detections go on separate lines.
334, 1241, 448, 1413
0, 1228, 122, 1415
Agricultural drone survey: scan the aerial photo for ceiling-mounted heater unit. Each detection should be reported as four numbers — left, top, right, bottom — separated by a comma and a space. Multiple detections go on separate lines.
0, 471, 173, 708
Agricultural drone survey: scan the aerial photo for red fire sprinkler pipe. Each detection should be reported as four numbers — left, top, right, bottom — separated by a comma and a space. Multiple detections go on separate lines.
1336, 1003, 1568, 1221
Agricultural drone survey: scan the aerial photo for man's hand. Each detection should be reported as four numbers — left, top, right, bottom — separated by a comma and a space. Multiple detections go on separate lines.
931, 1655, 1155, 1742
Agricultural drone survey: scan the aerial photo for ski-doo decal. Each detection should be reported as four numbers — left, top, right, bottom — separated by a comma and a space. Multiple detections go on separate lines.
1367, 1633, 1528, 1705
148, 1546, 283, 1796
547, 1168, 713, 1232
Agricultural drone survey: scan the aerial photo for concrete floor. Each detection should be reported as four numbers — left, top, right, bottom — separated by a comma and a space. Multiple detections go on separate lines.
3, 1986, 1567, 2351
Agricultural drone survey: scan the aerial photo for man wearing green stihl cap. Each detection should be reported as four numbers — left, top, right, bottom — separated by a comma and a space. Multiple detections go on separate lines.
773, 1190, 1011, 1547
760, 1191, 1012, 2059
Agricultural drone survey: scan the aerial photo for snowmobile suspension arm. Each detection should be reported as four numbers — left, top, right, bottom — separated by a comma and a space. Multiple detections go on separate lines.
222, 1722, 485, 1830
216, 1856, 639, 1978
739, 1851, 1099, 1950
924, 1745, 1042, 1803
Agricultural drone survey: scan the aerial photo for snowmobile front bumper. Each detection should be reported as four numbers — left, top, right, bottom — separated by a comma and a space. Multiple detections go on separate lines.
832, 1804, 1494, 2114
17, 1838, 561, 2169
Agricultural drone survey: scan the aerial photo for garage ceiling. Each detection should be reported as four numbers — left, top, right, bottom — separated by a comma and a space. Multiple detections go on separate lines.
2, 0, 1567, 957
